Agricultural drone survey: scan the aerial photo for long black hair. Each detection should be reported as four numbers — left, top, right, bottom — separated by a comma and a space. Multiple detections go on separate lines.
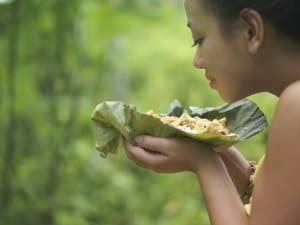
202, 0, 300, 41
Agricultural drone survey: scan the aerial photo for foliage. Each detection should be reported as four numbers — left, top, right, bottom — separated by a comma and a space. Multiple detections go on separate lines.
0, 1, 277, 225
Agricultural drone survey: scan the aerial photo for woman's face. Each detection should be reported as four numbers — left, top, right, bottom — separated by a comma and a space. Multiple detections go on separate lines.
184, 0, 260, 102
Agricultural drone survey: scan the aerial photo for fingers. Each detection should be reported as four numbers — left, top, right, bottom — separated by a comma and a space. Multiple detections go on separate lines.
134, 135, 175, 155
134, 135, 203, 154
122, 137, 167, 170
122, 137, 135, 160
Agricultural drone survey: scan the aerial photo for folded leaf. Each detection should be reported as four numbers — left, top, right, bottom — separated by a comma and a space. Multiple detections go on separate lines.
91, 99, 267, 157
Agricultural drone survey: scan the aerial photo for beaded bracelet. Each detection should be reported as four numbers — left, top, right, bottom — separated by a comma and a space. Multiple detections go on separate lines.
248, 160, 256, 173
240, 160, 256, 204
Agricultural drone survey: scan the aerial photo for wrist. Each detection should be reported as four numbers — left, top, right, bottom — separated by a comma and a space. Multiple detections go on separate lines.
193, 148, 220, 174
240, 160, 257, 203
217, 146, 235, 157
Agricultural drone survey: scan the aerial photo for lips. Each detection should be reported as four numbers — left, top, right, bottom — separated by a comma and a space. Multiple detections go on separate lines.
205, 74, 215, 82
205, 72, 213, 80
209, 79, 216, 88
205, 74, 216, 88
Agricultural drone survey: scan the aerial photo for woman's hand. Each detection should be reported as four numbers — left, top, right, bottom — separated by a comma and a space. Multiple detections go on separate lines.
123, 135, 217, 173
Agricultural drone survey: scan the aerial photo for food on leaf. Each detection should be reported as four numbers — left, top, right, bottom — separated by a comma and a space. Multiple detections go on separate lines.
153, 112, 231, 136
91, 99, 267, 157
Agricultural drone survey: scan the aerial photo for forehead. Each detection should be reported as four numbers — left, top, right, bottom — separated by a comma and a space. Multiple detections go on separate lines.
184, 0, 212, 29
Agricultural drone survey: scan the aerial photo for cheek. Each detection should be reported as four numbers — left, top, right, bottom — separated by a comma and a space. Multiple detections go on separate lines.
212, 70, 251, 102
219, 77, 256, 102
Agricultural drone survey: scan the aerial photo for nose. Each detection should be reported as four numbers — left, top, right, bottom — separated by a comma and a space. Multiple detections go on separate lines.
193, 50, 205, 69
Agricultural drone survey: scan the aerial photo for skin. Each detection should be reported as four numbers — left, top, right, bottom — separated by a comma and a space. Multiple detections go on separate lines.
123, 0, 300, 224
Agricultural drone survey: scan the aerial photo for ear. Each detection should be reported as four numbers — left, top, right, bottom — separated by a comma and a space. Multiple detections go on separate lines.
240, 9, 265, 54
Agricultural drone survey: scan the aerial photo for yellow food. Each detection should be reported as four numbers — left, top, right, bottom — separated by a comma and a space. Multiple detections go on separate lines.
148, 111, 231, 136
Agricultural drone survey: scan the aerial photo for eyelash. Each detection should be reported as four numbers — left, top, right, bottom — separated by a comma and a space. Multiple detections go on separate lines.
192, 37, 204, 47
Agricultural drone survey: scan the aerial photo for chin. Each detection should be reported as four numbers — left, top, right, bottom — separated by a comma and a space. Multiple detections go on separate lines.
219, 91, 250, 103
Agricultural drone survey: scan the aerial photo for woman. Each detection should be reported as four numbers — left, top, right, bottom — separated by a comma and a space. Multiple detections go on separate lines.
123, 0, 300, 224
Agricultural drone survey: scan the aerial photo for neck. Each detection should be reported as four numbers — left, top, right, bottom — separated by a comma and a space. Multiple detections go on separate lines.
255, 41, 300, 96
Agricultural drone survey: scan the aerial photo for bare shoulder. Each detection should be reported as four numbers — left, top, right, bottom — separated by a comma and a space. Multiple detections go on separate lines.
278, 80, 300, 110
267, 80, 300, 161
267, 80, 300, 144
250, 81, 300, 224
268, 81, 300, 140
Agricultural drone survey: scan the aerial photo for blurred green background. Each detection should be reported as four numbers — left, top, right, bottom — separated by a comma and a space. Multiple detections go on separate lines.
0, 0, 277, 225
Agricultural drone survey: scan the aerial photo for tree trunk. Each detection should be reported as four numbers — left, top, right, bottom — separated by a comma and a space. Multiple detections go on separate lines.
0, 0, 21, 220
41, 1, 79, 224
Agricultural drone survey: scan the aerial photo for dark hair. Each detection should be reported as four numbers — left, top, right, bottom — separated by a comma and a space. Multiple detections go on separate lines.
202, 0, 300, 41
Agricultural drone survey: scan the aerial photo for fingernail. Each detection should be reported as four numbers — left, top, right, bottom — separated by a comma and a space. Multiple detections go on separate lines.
135, 136, 142, 144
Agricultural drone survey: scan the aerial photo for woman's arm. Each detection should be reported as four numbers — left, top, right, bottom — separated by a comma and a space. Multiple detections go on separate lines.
193, 149, 249, 225
218, 147, 252, 195
248, 82, 300, 225
123, 82, 300, 225
124, 136, 249, 224
191, 83, 300, 225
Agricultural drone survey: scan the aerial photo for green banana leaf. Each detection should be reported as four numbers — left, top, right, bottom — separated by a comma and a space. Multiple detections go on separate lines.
91, 99, 267, 157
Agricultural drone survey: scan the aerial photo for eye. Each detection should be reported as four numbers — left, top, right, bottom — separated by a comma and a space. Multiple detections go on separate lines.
192, 37, 204, 47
